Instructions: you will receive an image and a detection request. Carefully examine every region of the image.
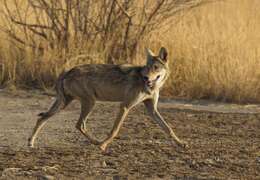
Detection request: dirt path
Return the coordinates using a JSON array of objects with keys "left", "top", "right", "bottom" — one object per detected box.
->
[{"left": 0, "top": 90, "right": 259, "bottom": 179}]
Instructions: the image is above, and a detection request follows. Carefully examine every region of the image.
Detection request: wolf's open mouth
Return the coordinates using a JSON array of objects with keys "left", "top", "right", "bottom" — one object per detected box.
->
[
  {"left": 143, "top": 80, "right": 153, "bottom": 88},
  {"left": 146, "top": 83, "right": 153, "bottom": 88}
]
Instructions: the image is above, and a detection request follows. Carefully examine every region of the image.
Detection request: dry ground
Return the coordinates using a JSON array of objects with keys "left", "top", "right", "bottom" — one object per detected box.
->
[{"left": 0, "top": 90, "right": 259, "bottom": 179}]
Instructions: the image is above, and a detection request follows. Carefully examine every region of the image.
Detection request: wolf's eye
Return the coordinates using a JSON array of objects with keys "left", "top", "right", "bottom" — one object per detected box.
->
[
  {"left": 154, "top": 65, "right": 158, "bottom": 70},
  {"left": 156, "top": 75, "right": 161, "bottom": 80},
  {"left": 143, "top": 76, "right": 149, "bottom": 81}
]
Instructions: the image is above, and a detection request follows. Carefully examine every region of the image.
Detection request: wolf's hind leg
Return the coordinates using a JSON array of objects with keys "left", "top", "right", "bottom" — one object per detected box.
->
[
  {"left": 99, "top": 104, "right": 130, "bottom": 151},
  {"left": 28, "top": 96, "right": 72, "bottom": 147},
  {"left": 76, "top": 99, "right": 100, "bottom": 145}
]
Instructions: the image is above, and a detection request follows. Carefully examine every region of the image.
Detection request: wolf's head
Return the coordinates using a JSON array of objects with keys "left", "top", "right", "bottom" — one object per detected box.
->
[{"left": 141, "top": 47, "right": 169, "bottom": 91}]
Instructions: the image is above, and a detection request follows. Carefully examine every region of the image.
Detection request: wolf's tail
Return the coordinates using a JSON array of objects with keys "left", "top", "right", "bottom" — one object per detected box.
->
[{"left": 38, "top": 72, "right": 71, "bottom": 120}]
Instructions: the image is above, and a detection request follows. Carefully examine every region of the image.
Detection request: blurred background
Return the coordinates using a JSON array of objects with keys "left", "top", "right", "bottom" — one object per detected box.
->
[{"left": 0, "top": 0, "right": 259, "bottom": 103}]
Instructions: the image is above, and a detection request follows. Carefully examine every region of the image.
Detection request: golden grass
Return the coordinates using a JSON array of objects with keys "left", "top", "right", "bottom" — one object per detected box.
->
[
  {"left": 144, "top": 0, "right": 260, "bottom": 103},
  {"left": 0, "top": 0, "right": 260, "bottom": 103}
]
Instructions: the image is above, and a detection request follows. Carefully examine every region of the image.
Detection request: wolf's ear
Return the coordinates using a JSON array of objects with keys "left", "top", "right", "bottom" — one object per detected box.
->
[
  {"left": 158, "top": 47, "right": 168, "bottom": 63},
  {"left": 146, "top": 48, "right": 155, "bottom": 65}
]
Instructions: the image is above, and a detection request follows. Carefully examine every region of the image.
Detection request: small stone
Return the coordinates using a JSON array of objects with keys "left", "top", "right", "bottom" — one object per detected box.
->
[
  {"left": 187, "top": 114, "right": 194, "bottom": 118},
  {"left": 37, "top": 174, "right": 55, "bottom": 180},
  {"left": 256, "top": 157, "right": 260, "bottom": 163},
  {"left": 207, "top": 114, "right": 213, "bottom": 119},
  {"left": 102, "top": 160, "right": 107, "bottom": 167},
  {"left": 1, "top": 168, "right": 22, "bottom": 176},
  {"left": 42, "top": 165, "right": 60, "bottom": 173},
  {"left": 157, "top": 173, "right": 165, "bottom": 178},
  {"left": 105, "top": 160, "right": 115, "bottom": 166},
  {"left": 205, "top": 158, "right": 215, "bottom": 165}
]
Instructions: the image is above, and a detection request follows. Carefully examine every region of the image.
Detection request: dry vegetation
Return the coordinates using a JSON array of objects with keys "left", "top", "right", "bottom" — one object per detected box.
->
[{"left": 0, "top": 0, "right": 259, "bottom": 103}]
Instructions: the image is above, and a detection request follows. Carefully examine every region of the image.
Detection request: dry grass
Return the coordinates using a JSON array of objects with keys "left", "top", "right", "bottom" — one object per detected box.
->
[
  {"left": 0, "top": 0, "right": 260, "bottom": 103},
  {"left": 144, "top": 0, "right": 260, "bottom": 103}
]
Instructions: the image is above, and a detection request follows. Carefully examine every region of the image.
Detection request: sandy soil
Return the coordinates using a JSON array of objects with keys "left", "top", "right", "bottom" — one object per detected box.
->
[{"left": 0, "top": 90, "right": 259, "bottom": 179}]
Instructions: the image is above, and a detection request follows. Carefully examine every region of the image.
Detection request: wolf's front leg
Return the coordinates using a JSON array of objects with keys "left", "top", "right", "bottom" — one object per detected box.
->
[
  {"left": 100, "top": 105, "right": 130, "bottom": 151},
  {"left": 144, "top": 99, "right": 188, "bottom": 148}
]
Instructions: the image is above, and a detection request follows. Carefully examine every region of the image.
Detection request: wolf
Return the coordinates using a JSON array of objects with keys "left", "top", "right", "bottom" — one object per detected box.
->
[{"left": 28, "top": 47, "right": 187, "bottom": 151}]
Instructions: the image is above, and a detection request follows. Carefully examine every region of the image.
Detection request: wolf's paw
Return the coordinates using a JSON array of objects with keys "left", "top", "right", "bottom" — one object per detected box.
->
[
  {"left": 99, "top": 143, "right": 108, "bottom": 152},
  {"left": 178, "top": 141, "right": 189, "bottom": 149},
  {"left": 27, "top": 139, "right": 34, "bottom": 148}
]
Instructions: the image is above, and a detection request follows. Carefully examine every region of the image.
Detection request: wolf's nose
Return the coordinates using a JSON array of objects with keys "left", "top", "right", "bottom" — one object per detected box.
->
[
  {"left": 143, "top": 76, "right": 152, "bottom": 87},
  {"left": 144, "top": 76, "right": 152, "bottom": 84}
]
